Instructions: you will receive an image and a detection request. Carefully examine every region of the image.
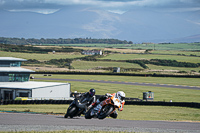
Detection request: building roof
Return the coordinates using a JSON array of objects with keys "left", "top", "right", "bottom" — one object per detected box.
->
[
  {"left": 0, "top": 81, "right": 69, "bottom": 89},
  {"left": 0, "top": 67, "right": 35, "bottom": 73},
  {"left": 0, "top": 57, "right": 27, "bottom": 62}
]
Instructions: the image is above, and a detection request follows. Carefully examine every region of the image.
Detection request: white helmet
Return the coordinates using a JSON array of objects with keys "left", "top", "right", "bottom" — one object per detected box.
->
[{"left": 116, "top": 91, "right": 125, "bottom": 101}]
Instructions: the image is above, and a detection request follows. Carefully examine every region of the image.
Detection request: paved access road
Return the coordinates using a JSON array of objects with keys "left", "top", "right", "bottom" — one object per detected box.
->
[
  {"left": 0, "top": 113, "right": 200, "bottom": 132},
  {"left": 36, "top": 78, "right": 200, "bottom": 90}
]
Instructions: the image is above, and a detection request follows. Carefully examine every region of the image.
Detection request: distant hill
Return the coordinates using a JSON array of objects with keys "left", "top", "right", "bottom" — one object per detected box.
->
[
  {"left": 0, "top": 7, "right": 200, "bottom": 43},
  {"left": 170, "top": 34, "right": 200, "bottom": 43}
]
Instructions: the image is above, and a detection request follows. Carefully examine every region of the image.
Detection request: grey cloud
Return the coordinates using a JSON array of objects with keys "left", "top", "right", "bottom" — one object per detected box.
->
[
  {"left": 0, "top": 0, "right": 200, "bottom": 14},
  {"left": 0, "top": 0, "right": 59, "bottom": 9},
  {"left": 0, "top": 0, "right": 62, "bottom": 14},
  {"left": 1, "top": 0, "right": 199, "bottom": 8}
]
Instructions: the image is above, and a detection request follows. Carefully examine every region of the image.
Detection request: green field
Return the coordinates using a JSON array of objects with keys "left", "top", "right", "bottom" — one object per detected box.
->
[
  {"left": 151, "top": 50, "right": 200, "bottom": 56},
  {"left": 147, "top": 64, "right": 200, "bottom": 72},
  {"left": 134, "top": 43, "right": 200, "bottom": 50},
  {"left": 145, "top": 43, "right": 200, "bottom": 50},
  {"left": 101, "top": 54, "right": 200, "bottom": 63},
  {"left": 1, "top": 47, "right": 200, "bottom": 74},
  {"left": 42, "top": 43, "right": 200, "bottom": 51},
  {"left": 72, "top": 61, "right": 142, "bottom": 70},
  {"left": 71, "top": 60, "right": 200, "bottom": 73},
  {"left": 0, "top": 51, "right": 86, "bottom": 61}
]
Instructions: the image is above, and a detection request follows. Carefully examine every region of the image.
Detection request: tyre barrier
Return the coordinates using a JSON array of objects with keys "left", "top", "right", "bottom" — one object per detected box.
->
[
  {"left": 125, "top": 101, "right": 200, "bottom": 108},
  {"left": 2, "top": 100, "right": 200, "bottom": 108},
  {"left": 2, "top": 100, "right": 73, "bottom": 105}
]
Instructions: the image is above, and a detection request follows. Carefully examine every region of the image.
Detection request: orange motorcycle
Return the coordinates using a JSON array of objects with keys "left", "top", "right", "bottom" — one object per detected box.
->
[{"left": 85, "top": 95, "right": 122, "bottom": 119}]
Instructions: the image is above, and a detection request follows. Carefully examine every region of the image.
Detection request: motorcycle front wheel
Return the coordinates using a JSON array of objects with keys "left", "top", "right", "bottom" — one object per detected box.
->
[
  {"left": 65, "top": 106, "right": 78, "bottom": 118},
  {"left": 98, "top": 105, "right": 114, "bottom": 119},
  {"left": 64, "top": 113, "right": 68, "bottom": 118}
]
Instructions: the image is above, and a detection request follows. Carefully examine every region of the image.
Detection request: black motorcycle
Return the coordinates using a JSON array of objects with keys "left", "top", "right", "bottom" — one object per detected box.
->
[{"left": 64, "top": 94, "right": 88, "bottom": 118}]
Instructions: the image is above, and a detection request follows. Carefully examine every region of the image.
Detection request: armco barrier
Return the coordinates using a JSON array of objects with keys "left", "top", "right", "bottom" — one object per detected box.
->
[{"left": 2, "top": 100, "right": 200, "bottom": 108}]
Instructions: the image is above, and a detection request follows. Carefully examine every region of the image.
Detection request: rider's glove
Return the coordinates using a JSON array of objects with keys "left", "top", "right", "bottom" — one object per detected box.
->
[
  {"left": 118, "top": 107, "right": 123, "bottom": 111},
  {"left": 96, "top": 99, "right": 100, "bottom": 104},
  {"left": 105, "top": 93, "right": 112, "bottom": 97},
  {"left": 118, "top": 108, "right": 123, "bottom": 111}
]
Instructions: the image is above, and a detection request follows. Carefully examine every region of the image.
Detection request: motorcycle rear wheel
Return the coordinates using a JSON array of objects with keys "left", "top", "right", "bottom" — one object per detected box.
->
[{"left": 98, "top": 105, "right": 114, "bottom": 119}]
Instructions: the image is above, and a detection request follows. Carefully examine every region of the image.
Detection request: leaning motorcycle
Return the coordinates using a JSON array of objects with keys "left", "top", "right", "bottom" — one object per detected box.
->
[
  {"left": 64, "top": 94, "right": 88, "bottom": 118},
  {"left": 85, "top": 95, "right": 121, "bottom": 119}
]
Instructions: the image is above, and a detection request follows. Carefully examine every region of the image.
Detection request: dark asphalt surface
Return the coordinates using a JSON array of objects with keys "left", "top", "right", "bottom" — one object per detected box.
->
[
  {"left": 36, "top": 78, "right": 200, "bottom": 90},
  {"left": 0, "top": 113, "right": 200, "bottom": 132}
]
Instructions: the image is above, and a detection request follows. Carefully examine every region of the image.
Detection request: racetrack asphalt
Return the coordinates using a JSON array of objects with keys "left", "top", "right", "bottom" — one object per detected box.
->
[
  {"left": 36, "top": 78, "right": 200, "bottom": 90},
  {"left": 0, "top": 113, "right": 200, "bottom": 133}
]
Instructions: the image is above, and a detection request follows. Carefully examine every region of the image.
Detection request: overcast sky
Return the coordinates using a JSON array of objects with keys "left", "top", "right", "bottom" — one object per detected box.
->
[
  {"left": 0, "top": 0, "right": 200, "bottom": 42},
  {"left": 1, "top": 0, "right": 200, "bottom": 14}
]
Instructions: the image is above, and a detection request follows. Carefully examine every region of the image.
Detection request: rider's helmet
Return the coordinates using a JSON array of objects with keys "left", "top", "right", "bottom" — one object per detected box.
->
[
  {"left": 89, "top": 88, "right": 95, "bottom": 97},
  {"left": 116, "top": 91, "right": 125, "bottom": 101}
]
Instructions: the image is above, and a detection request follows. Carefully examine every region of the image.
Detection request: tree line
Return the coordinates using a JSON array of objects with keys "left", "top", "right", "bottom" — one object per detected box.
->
[
  {"left": 0, "top": 37, "right": 133, "bottom": 45},
  {"left": 0, "top": 44, "right": 82, "bottom": 54}
]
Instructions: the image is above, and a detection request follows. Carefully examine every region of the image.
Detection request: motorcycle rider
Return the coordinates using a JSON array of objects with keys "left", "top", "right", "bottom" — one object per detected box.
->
[
  {"left": 89, "top": 91, "right": 125, "bottom": 118},
  {"left": 76, "top": 88, "right": 96, "bottom": 114}
]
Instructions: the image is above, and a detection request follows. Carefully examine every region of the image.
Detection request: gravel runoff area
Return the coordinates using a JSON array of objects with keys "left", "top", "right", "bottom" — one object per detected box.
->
[{"left": 0, "top": 113, "right": 200, "bottom": 133}]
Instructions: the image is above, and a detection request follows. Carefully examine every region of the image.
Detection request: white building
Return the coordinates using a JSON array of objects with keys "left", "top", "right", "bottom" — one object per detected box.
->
[
  {"left": 0, "top": 57, "right": 71, "bottom": 100},
  {"left": 0, "top": 57, "right": 34, "bottom": 82},
  {"left": 0, "top": 81, "right": 71, "bottom": 100},
  {"left": 82, "top": 50, "right": 102, "bottom": 55}
]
